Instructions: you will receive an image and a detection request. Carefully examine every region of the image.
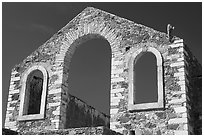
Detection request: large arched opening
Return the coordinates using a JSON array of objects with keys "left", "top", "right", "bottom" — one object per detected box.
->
[
  {"left": 61, "top": 35, "right": 112, "bottom": 128},
  {"left": 68, "top": 37, "right": 111, "bottom": 115},
  {"left": 57, "top": 24, "right": 120, "bottom": 129}
]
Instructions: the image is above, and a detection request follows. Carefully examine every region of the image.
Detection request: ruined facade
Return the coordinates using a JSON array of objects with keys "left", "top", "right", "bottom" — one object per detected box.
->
[{"left": 4, "top": 7, "right": 202, "bottom": 135}]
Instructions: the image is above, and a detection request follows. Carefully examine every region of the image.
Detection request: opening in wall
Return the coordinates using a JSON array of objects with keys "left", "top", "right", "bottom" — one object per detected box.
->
[
  {"left": 25, "top": 70, "right": 43, "bottom": 115},
  {"left": 128, "top": 47, "right": 164, "bottom": 111},
  {"left": 18, "top": 65, "right": 48, "bottom": 121},
  {"left": 134, "top": 52, "right": 158, "bottom": 104}
]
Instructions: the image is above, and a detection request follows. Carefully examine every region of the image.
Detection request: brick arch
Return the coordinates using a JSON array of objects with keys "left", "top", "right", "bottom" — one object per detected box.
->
[
  {"left": 53, "top": 22, "right": 121, "bottom": 129},
  {"left": 58, "top": 22, "right": 120, "bottom": 57},
  {"left": 54, "top": 22, "right": 121, "bottom": 85}
]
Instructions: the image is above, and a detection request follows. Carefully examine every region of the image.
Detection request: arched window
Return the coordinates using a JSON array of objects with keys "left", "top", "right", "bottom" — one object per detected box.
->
[
  {"left": 18, "top": 66, "right": 48, "bottom": 121},
  {"left": 134, "top": 52, "right": 158, "bottom": 104},
  {"left": 128, "top": 47, "right": 164, "bottom": 111}
]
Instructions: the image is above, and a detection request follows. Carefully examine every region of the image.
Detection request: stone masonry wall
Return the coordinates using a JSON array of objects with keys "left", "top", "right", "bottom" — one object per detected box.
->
[
  {"left": 110, "top": 39, "right": 189, "bottom": 135},
  {"left": 4, "top": 7, "right": 201, "bottom": 135},
  {"left": 5, "top": 61, "right": 66, "bottom": 132},
  {"left": 51, "top": 7, "right": 173, "bottom": 131},
  {"left": 3, "top": 126, "right": 121, "bottom": 135},
  {"left": 62, "top": 87, "right": 110, "bottom": 128},
  {"left": 184, "top": 45, "right": 202, "bottom": 134},
  {"left": 5, "top": 63, "right": 109, "bottom": 133},
  {"left": 19, "top": 126, "right": 121, "bottom": 135}
]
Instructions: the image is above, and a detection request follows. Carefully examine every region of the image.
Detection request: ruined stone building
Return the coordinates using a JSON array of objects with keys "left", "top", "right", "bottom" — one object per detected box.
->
[{"left": 3, "top": 7, "right": 202, "bottom": 135}]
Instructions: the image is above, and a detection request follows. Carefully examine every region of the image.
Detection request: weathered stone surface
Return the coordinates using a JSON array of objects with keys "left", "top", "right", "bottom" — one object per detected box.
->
[
  {"left": 63, "top": 93, "right": 109, "bottom": 128},
  {"left": 183, "top": 46, "right": 202, "bottom": 135},
  {"left": 167, "top": 124, "right": 179, "bottom": 130},
  {"left": 168, "top": 118, "right": 187, "bottom": 124},
  {"left": 4, "top": 7, "right": 201, "bottom": 135},
  {"left": 155, "top": 112, "right": 166, "bottom": 119},
  {"left": 18, "top": 126, "right": 121, "bottom": 135}
]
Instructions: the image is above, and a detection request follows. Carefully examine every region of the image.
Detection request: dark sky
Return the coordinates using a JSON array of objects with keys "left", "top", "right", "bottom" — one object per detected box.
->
[{"left": 2, "top": 2, "right": 202, "bottom": 126}]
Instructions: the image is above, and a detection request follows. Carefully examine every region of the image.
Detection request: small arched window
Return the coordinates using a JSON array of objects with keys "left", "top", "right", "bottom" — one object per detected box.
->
[
  {"left": 18, "top": 66, "right": 48, "bottom": 121},
  {"left": 134, "top": 52, "right": 158, "bottom": 104},
  {"left": 128, "top": 47, "right": 164, "bottom": 111}
]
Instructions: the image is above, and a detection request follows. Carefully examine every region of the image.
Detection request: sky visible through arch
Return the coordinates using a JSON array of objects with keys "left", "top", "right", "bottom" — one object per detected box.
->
[
  {"left": 68, "top": 38, "right": 111, "bottom": 116},
  {"left": 2, "top": 2, "right": 202, "bottom": 126}
]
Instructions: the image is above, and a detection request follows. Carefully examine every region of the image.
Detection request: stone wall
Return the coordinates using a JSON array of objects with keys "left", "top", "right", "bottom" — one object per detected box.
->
[
  {"left": 62, "top": 88, "right": 110, "bottom": 128},
  {"left": 110, "top": 39, "right": 189, "bottom": 135},
  {"left": 184, "top": 45, "right": 202, "bottom": 134},
  {"left": 2, "top": 126, "right": 121, "bottom": 135},
  {"left": 4, "top": 7, "right": 201, "bottom": 135},
  {"left": 18, "top": 126, "right": 121, "bottom": 135},
  {"left": 5, "top": 63, "right": 109, "bottom": 133}
]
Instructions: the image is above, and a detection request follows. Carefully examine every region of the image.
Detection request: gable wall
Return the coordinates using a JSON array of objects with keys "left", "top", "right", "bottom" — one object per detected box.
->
[{"left": 4, "top": 7, "right": 201, "bottom": 135}]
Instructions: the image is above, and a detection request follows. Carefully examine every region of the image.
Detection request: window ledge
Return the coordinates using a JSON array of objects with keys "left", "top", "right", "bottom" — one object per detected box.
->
[
  {"left": 18, "top": 114, "right": 44, "bottom": 121},
  {"left": 128, "top": 102, "right": 164, "bottom": 111}
]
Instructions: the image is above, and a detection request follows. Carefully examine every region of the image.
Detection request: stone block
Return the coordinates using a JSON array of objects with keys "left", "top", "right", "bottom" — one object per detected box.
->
[
  {"left": 8, "top": 98, "right": 12, "bottom": 102},
  {"left": 9, "top": 85, "right": 16, "bottom": 90},
  {"left": 135, "top": 128, "right": 142, "bottom": 135},
  {"left": 181, "top": 94, "right": 186, "bottom": 98},
  {"left": 11, "top": 71, "right": 18, "bottom": 75},
  {"left": 10, "top": 77, "right": 20, "bottom": 82},
  {"left": 167, "top": 124, "right": 179, "bottom": 130},
  {"left": 111, "top": 96, "right": 123, "bottom": 101},
  {"left": 174, "top": 72, "right": 184, "bottom": 77},
  {"left": 5, "top": 121, "right": 17, "bottom": 127},
  {"left": 111, "top": 77, "right": 125, "bottom": 83},
  {"left": 178, "top": 47, "right": 184, "bottom": 52},
  {"left": 168, "top": 118, "right": 187, "bottom": 124},
  {"left": 183, "top": 124, "right": 188, "bottom": 130},
  {"left": 166, "top": 54, "right": 180, "bottom": 60},
  {"left": 48, "top": 102, "right": 61, "bottom": 107},
  {"left": 53, "top": 96, "right": 61, "bottom": 101},
  {"left": 182, "top": 113, "right": 187, "bottom": 118},
  {"left": 111, "top": 88, "right": 124, "bottom": 93},
  {"left": 174, "top": 130, "right": 188, "bottom": 135},
  {"left": 170, "top": 42, "right": 184, "bottom": 48},
  {"left": 174, "top": 106, "right": 187, "bottom": 113},
  {"left": 110, "top": 108, "right": 119, "bottom": 114},
  {"left": 111, "top": 93, "right": 115, "bottom": 97},
  {"left": 115, "top": 92, "right": 123, "bottom": 97},
  {"left": 179, "top": 75, "right": 185, "bottom": 81},
  {"left": 53, "top": 110, "right": 60, "bottom": 115},
  {"left": 51, "top": 119, "right": 60, "bottom": 123},
  {"left": 170, "top": 62, "right": 184, "bottom": 67},
  {"left": 7, "top": 107, "right": 15, "bottom": 111},
  {"left": 111, "top": 101, "right": 119, "bottom": 106},
  {"left": 177, "top": 80, "right": 185, "bottom": 85},
  {"left": 178, "top": 67, "right": 184, "bottom": 72},
  {"left": 169, "top": 98, "right": 186, "bottom": 104},
  {"left": 172, "top": 90, "right": 185, "bottom": 96},
  {"left": 180, "top": 85, "right": 185, "bottom": 90},
  {"left": 177, "top": 57, "right": 184, "bottom": 61},
  {"left": 9, "top": 89, "right": 20, "bottom": 94},
  {"left": 112, "top": 68, "right": 124, "bottom": 74},
  {"left": 112, "top": 61, "right": 124, "bottom": 65},
  {"left": 48, "top": 88, "right": 62, "bottom": 94},
  {"left": 174, "top": 39, "right": 184, "bottom": 43}
]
